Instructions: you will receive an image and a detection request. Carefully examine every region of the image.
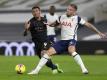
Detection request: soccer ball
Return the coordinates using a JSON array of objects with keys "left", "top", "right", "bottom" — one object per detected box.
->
[{"left": 15, "top": 64, "right": 26, "bottom": 74}]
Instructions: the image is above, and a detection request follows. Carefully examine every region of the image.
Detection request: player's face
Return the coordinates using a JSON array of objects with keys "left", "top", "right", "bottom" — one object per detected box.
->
[
  {"left": 49, "top": 7, "right": 55, "bottom": 15},
  {"left": 67, "top": 6, "right": 76, "bottom": 16},
  {"left": 32, "top": 8, "right": 41, "bottom": 18}
]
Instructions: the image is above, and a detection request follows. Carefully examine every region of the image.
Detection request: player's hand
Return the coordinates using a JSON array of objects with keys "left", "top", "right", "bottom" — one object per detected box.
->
[
  {"left": 25, "top": 21, "right": 30, "bottom": 27},
  {"left": 98, "top": 32, "right": 107, "bottom": 39},
  {"left": 23, "top": 30, "right": 27, "bottom": 36},
  {"left": 23, "top": 21, "right": 30, "bottom": 36}
]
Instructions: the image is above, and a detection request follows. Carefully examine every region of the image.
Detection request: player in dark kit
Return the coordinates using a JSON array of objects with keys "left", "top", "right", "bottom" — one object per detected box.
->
[{"left": 23, "top": 6, "right": 63, "bottom": 74}]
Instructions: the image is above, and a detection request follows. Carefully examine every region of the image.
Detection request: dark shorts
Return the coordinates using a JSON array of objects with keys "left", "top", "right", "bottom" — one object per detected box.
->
[
  {"left": 34, "top": 41, "right": 51, "bottom": 54},
  {"left": 47, "top": 35, "right": 56, "bottom": 44},
  {"left": 52, "top": 39, "right": 77, "bottom": 53}
]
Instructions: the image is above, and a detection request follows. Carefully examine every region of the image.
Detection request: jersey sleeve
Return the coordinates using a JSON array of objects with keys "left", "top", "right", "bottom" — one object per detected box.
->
[
  {"left": 57, "top": 16, "right": 61, "bottom": 23},
  {"left": 29, "top": 17, "right": 34, "bottom": 23},
  {"left": 55, "top": 14, "right": 59, "bottom": 22},
  {"left": 28, "top": 18, "right": 33, "bottom": 28},
  {"left": 44, "top": 14, "right": 46, "bottom": 19},
  {"left": 79, "top": 17, "right": 86, "bottom": 25},
  {"left": 43, "top": 16, "right": 47, "bottom": 23}
]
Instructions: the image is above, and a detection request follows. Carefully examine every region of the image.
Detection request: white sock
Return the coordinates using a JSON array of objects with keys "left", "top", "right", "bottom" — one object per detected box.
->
[
  {"left": 72, "top": 52, "right": 87, "bottom": 72},
  {"left": 33, "top": 54, "right": 50, "bottom": 73}
]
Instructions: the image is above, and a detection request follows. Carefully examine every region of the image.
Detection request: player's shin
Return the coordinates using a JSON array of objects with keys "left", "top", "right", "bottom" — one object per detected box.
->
[
  {"left": 29, "top": 54, "right": 50, "bottom": 74},
  {"left": 72, "top": 52, "right": 88, "bottom": 74}
]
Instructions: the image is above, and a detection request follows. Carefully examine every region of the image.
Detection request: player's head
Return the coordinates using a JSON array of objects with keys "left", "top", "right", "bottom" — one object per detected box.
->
[
  {"left": 32, "top": 6, "right": 41, "bottom": 18},
  {"left": 66, "top": 4, "right": 77, "bottom": 16},
  {"left": 49, "top": 5, "right": 56, "bottom": 15}
]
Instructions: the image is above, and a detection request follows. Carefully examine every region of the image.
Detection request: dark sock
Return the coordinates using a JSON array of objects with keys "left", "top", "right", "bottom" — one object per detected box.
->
[{"left": 46, "top": 59, "right": 57, "bottom": 70}]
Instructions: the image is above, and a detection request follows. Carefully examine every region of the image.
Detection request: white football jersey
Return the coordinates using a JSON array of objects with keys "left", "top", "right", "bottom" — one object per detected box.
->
[
  {"left": 45, "top": 13, "right": 59, "bottom": 35},
  {"left": 59, "top": 14, "right": 86, "bottom": 40}
]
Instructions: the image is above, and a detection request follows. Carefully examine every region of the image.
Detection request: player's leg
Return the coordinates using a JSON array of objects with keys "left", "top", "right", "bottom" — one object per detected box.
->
[
  {"left": 68, "top": 44, "right": 88, "bottom": 74},
  {"left": 28, "top": 41, "right": 64, "bottom": 74},
  {"left": 28, "top": 47, "right": 57, "bottom": 74},
  {"left": 45, "top": 40, "right": 63, "bottom": 74},
  {"left": 46, "top": 59, "right": 57, "bottom": 70},
  {"left": 36, "top": 49, "right": 57, "bottom": 70},
  {"left": 35, "top": 42, "right": 58, "bottom": 71},
  {"left": 42, "top": 41, "right": 61, "bottom": 71}
]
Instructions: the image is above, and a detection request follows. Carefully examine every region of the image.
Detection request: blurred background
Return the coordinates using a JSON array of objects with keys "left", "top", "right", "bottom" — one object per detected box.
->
[{"left": 0, "top": 0, "right": 107, "bottom": 56}]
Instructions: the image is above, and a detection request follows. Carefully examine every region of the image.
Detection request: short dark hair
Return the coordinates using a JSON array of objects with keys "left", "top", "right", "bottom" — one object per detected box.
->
[
  {"left": 50, "top": 5, "right": 55, "bottom": 9},
  {"left": 69, "top": 4, "right": 77, "bottom": 10},
  {"left": 32, "top": 6, "right": 41, "bottom": 10}
]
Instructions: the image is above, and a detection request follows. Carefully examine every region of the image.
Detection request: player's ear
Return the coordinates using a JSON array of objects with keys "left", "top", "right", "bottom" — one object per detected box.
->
[{"left": 28, "top": 21, "right": 31, "bottom": 24}]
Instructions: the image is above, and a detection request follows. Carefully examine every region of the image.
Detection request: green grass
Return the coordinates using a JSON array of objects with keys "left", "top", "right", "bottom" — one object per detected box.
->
[{"left": 0, "top": 55, "right": 107, "bottom": 80}]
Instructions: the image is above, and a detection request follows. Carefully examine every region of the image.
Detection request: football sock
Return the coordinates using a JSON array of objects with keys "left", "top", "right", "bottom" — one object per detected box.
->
[
  {"left": 72, "top": 52, "right": 87, "bottom": 71},
  {"left": 46, "top": 59, "right": 57, "bottom": 70},
  {"left": 33, "top": 54, "right": 50, "bottom": 73}
]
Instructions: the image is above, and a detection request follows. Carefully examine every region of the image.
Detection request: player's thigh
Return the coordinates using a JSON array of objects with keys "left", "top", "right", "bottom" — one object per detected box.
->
[{"left": 47, "top": 40, "right": 65, "bottom": 56}]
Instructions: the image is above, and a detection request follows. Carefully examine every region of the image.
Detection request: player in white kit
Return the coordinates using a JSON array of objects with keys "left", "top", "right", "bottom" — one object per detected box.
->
[
  {"left": 28, "top": 4, "right": 106, "bottom": 75},
  {"left": 44, "top": 6, "right": 58, "bottom": 44}
]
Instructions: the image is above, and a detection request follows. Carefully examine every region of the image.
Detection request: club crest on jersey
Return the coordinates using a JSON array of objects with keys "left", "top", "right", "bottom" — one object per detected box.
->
[
  {"left": 61, "top": 21, "right": 72, "bottom": 26},
  {"left": 44, "top": 42, "right": 47, "bottom": 46}
]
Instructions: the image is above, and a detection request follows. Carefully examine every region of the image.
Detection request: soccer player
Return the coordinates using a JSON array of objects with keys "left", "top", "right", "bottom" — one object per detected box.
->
[
  {"left": 28, "top": 4, "right": 106, "bottom": 75},
  {"left": 24, "top": 6, "right": 63, "bottom": 74},
  {"left": 44, "top": 5, "right": 58, "bottom": 44}
]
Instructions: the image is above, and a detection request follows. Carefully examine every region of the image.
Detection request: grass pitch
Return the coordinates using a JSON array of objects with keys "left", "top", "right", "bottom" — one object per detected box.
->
[{"left": 0, "top": 55, "right": 107, "bottom": 80}]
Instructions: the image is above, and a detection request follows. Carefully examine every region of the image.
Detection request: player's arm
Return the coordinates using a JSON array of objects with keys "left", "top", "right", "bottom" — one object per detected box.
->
[
  {"left": 50, "top": 15, "right": 61, "bottom": 27},
  {"left": 23, "top": 21, "right": 30, "bottom": 36},
  {"left": 84, "top": 22, "right": 106, "bottom": 38},
  {"left": 49, "top": 20, "right": 60, "bottom": 27},
  {"left": 44, "top": 20, "right": 60, "bottom": 27}
]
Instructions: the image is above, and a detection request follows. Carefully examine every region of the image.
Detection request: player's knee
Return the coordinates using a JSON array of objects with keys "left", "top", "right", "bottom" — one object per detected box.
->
[
  {"left": 47, "top": 47, "right": 56, "bottom": 56},
  {"left": 47, "top": 50, "right": 53, "bottom": 56},
  {"left": 68, "top": 46, "right": 76, "bottom": 55},
  {"left": 41, "top": 50, "right": 46, "bottom": 56}
]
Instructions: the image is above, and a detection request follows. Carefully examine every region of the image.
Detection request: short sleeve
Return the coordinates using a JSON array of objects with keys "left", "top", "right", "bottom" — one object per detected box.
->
[
  {"left": 55, "top": 14, "right": 59, "bottom": 22},
  {"left": 43, "top": 16, "right": 47, "bottom": 23},
  {"left": 79, "top": 17, "right": 86, "bottom": 25},
  {"left": 44, "top": 14, "right": 46, "bottom": 19},
  {"left": 57, "top": 16, "right": 61, "bottom": 23}
]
